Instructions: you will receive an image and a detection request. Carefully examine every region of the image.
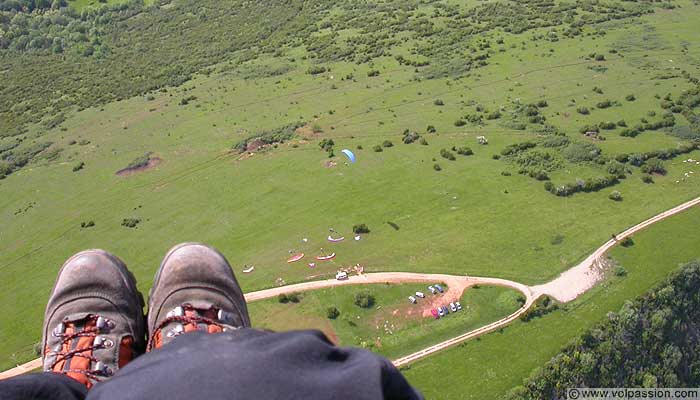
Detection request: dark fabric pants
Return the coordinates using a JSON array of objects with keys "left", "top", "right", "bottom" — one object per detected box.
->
[{"left": 0, "top": 329, "right": 422, "bottom": 400}]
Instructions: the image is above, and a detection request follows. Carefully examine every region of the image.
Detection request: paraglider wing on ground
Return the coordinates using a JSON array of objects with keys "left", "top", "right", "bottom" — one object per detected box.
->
[{"left": 341, "top": 149, "right": 356, "bottom": 163}]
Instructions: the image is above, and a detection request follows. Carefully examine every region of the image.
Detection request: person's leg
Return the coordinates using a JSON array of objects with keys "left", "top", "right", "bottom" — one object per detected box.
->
[
  {"left": 0, "top": 371, "right": 88, "bottom": 400},
  {"left": 88, "top": 329, "right": 422, "bottom": 400},
  {"left": 0, "top": 249, "right": 147, "bottom": 399},
  {"left": 87, "top": 243, "right": 421, "bottom": 399}
]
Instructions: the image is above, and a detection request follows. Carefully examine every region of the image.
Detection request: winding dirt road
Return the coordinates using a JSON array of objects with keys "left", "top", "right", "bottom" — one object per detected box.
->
[{"left": 2, "top": 197, "right": 698, "bottom": 379}]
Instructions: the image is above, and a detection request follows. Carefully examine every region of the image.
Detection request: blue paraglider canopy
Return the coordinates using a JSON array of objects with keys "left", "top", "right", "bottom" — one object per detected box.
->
[{"left": 341, "top": 149, "right": 356, "bottom": 163}]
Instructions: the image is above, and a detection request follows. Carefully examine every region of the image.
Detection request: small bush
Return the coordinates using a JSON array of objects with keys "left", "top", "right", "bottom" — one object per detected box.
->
[
  {"left": 440, "top": 149, "right": 456, "bottom": 161},
  {"left": 382, "top": 140, "right": 393, "bottom": 148},
  {"left": 433, "top": 163, "right": 442, "bottom": 171},
  {"left": 373, "top": 145, "right": 383, "bottom": 152},
  {"left": 596, "top": 100, "right": 612, "bottom": 109},
  {"left": 620, "top": 237, "right": 634, "bottom": 247},
  {"left": 326, "top": 307, "right": 340, "bottom": 319},
  {"left": 288, "top": 292, "right": 301, "bottom": 303},
  {"left": 419, "top": 137, "right": 428, "bottom": 145},
  {"left": 641, "top": 175, "right": 654, "bottom": 184},
  {"left": 501, "top": 171, "right": 512, "bottom": 176},
  {"left": 434, "top": 99, "right": 444, "bottom": 106},
  {"left": 454, "top": 119, "right": 466, "bottom": 127},
  {"left": 126, "top": 153, "right": 152, "bottom": 169},
  {"left": 609, "top": 190, "right": 623, "bottom": 201},
  {"left": 426, "top": 125, "right": 437, "bottom": 133},
  {"left": 353, "top": 224, "right": 370, "bottom": 234},
  {"left": 577, "top": 107, "right": 590, "bottom": 115},
  {"left": 354, "top": 291, "right": 375, "bottom": 308},
  {"left": 367, "top": 69, "right": 380, "bottom": 77},
  {"left": 307, "top": 65, "right": 327, "bottom": 75},
  {"left": 80, "top": 220, "right": 95, "bottom": 229},
  {"left": 614, "top": 266, "right": 627, "bottom": 276},
  {"left": 492, "top": 154, "right": 501, "bottom": 160},
  {"left": 625, "top": 94, "right": 636, "bottom": 101},
  {"left": 356, "top": 145, "right": 363, "bottom": 150},
  {"left": 457, "top": 147, "right": 473, "bottom": 156},
  {"left": 72, "top": 161, "right": 85, "bottom": 172},
  {"left": 278, "top": 294, "right": 289, "bottom": 304},
  {"left": 121, "top": 218, "right": 142, "bottom": 228}
]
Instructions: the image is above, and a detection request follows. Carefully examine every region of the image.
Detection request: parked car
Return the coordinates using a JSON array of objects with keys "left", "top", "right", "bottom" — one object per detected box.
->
[
  {"left": 430, "top": 308, "right": 439, "bottom": 319},
  {"left": 450, "top": 302, "right": 457, "bottom": 312},
  {"left": 335, "top": 271, "right": 348, "bottom": 280},
  {"left": 442, "top": 305, "right": 449, "bottom": 315},
  {"left": 415, "top": 291, "right": 425, "bottom": 298},
  {"left": 408, "top": 296, "right": 417, "bottom": 304},
  {"left": 434, "top": 284, "right": 444, "bottom": 293},
  {"left": 437, "top": 307, "right": 445, "bottom": 317},
  {"left": 428, "top": 285, "right": 437, "bottom": 294},
  {"left": 455, "top": 302, "right": 462, "bottom": 310}
]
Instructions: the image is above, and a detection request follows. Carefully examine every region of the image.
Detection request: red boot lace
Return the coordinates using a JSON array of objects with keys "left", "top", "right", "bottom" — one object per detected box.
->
[
  {"left": 147, "top": 305, "right": 224, "bottom": 351},
  {"left": 50, "top": 315, "right": 110, "bottom": 387}
]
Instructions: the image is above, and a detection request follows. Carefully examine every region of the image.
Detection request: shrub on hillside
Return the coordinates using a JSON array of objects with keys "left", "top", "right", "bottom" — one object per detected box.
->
[
  {"left": 576, "top": 106, "right": 590, "bottom": 115},
  {"left": 354, "top": 291, "right": 375, "bottom": 308},
  {"left": 373, "top": 145, "right": 383, "bottom": 152},
  {"left": 609, "top": 190, "right": 623, "bottom": 201},
  {"left": 457, "top": 147, "right": 473, "bottom": 156},
  {"left": 440, "top": 148, "right": 456, "bottom": 160},
  {"left": 620, "top": 237, "right": 634, "bottom": 247},
  {"left": 72, "top": 161, "right": 85, "bottom": 172},
  {"left": 278, "top": 294, "right": 289, "bottom": 304},
  {"left": 121, "top": 218, "right": 141, "bottom": 228},
  {"left": 326, "top": 307, "right": 340, "bottom": 319},
  {"left": 126, "top": 153, "right": 152, "bottom": 169},
  {"left": 562, "top": 142, "right": 601, "bottom": 163},
  {"left": 382, "top": 140, "right": 393, "bottom": 148},
  {"left": 353, "top": 224, "right": 370, "bottom": 234},
  {"left": 433, "top": 163, "right": 442, "bottom": 171}
]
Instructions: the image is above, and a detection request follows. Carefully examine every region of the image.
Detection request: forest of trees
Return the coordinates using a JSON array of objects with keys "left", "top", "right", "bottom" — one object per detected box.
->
[{"left": 508, "top": 262, "right": 700, "bottom": 399}]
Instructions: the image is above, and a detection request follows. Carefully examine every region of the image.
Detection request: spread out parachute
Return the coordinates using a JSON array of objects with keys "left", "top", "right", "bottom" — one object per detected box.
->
[
  {"left": 287, "top": 253, "right": 305, "bottom": 263},
  {"left": 341, "top": 149, "right": 356, "bottom": 163}
]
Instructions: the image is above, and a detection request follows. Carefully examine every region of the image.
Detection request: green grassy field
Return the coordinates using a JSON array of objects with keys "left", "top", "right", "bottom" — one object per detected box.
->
[
  {"left": 403, "top": 205, "right": 700, "bottom": 399},
  {"left": 0, "top": 0, "right": 699, "bottom": 392},
  {"left": 248, "top": 283, "right": 521, "bottom": 359}
]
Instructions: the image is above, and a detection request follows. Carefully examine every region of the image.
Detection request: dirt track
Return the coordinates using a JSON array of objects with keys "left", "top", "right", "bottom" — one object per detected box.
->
[{"left": 2, "top": 196, "right": 698, "bottom": 379}]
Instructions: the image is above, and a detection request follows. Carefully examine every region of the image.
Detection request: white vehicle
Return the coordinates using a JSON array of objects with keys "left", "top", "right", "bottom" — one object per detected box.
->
[
  {"left": 408, "top": 296, "right": 417, "bottom": 304},
  {"left": 415, "top": 291, "right": 425, "bottom": 298},
  {"left": 455, "top": 302, "right": 462, "bottom": 311},
  {"left": 437, "top": 307, "right": 445, "bottom": 317},
  {"left": 450, "top": 302, "right": 457, "bottom": 312},
  {"left": 335, "top": 271, "right": 348, "bottom": 281},
  {"left": 427, "top": 286, "right": 437, "bottom": 294}
]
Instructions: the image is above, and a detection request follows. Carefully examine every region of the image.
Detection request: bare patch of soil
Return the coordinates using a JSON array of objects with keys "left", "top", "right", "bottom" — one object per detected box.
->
[
  {"left": 296, "top": 125, "right": 318, "bottom": 140},
  {"left": 116, "top": 157, "right": 162, "bottom": 176}
]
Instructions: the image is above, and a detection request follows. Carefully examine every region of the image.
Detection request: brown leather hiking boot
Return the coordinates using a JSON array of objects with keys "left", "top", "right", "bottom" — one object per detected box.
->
[
  {"left": 147, "top": 243, "right": 250, "bottom": 351},
  {"left": 42, "top": 250, "right": 146, "bottom": 388}
]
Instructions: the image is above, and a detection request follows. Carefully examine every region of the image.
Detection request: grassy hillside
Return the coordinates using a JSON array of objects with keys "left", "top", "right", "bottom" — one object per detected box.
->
[
  {"left": 403, "top": 205, "right": 700, "bottom": 399},
  {"left": 0, "top": 0, "right": 699, "bottom": 393},
  {"left": 249, "top": 283, "right": 522, "bottom": 359}
]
